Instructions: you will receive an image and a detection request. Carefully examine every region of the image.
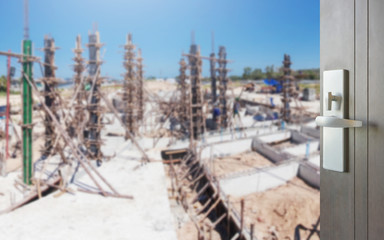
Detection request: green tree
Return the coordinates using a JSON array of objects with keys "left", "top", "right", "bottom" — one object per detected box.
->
[
  {"left": 265, "top": 65, "right": 275, "bottom": 79},
  {"left": 230, "top": 75, "right": 242, "bottom": 81},
  {"left": 251, "top": 68, "right": 263, "bottom": 80},
  {"left": 242, "top": 67, "right": 252, "bottom": 79},
  {"left": 0, "top": 75, "right": 6, "bottom": 92}
]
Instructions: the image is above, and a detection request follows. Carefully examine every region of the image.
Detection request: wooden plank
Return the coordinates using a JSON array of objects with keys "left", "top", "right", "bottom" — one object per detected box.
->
[
  {"left": 355, "top": 0, "right": 368, "bottom": 239},
  {"left": 368, "top": 0, "right": 384, "bottom": 238},
  {"left": 320, "top": 0, "right": 355, "bottom": 239}
]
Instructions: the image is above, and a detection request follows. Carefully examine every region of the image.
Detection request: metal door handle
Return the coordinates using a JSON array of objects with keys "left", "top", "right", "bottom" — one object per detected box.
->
[
  {"left": 315, "top": 116, "right": 362, "bottom": 128},
  {"left": 327, "top": 92, "right": 342, "bottom": 110}
]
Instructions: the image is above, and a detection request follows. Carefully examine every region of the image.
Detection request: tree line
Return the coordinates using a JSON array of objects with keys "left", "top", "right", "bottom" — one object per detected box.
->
[{"left": 230, "top": 65, "right": 320, "bottom": 81}]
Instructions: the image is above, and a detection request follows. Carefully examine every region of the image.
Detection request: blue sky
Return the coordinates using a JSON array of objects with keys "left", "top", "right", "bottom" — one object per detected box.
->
[{"left": 0, "top": 0, "right": 319, "bottom": 79}]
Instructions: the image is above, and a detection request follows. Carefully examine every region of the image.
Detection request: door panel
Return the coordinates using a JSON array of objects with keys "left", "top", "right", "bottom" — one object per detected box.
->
[
  {"left": 320, "top": 0, "right": 355, "bottom": 239},
  {"left": 355, "top": 0, "right": 368, "bottom": 239},
  {"left": 369, "top": 1, "right": 384, "bottom": 238}
]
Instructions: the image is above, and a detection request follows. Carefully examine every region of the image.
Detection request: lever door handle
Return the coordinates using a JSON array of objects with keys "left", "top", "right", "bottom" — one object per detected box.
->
[{"left": 316, "top": 116, "right": 362, "bottom": 128}]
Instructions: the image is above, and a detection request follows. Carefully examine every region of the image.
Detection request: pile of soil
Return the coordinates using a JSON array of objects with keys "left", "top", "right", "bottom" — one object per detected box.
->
[{"left": 212, "top": 151, "right": 273, "bottom": 178}]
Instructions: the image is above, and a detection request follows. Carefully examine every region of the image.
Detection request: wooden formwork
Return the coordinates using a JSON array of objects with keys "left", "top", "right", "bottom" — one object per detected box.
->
[
  {"left": 84, "top": 31, "right": 105, "bottom": 163},
  {"left": 165, "top": 149, "right": 252, "bottom": 240},
  {"left": 70, "top": 35, "right": 86, "bottom": 139},
  {"left": 217, "top": 46, "right": 229, "bottom": 129},
  {"left": 41, "top": 36, "right": 60, "bottom": 156},
  {"left": 188, "top": 44, "right": 204, "bottom": 141},
  {"left": 122, "top": 33, "right": 138, "bottom": 138}
]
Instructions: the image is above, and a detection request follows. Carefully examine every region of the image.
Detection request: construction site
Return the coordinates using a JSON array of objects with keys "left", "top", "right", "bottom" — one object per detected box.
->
[{"left": 0, "top": 2, "right": 320, "bottom": 240}]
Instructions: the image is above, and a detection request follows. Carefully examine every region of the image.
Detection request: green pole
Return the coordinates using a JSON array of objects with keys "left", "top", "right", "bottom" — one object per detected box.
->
[{"left": 22, "top": 39, "right": 33, "bottom": 185}]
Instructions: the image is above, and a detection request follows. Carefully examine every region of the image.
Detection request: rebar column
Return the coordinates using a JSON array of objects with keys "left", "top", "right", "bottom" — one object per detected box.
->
[
  {"left": 71, "top": 35, "right": 86, "bottom": 137},
  {"left": 85, "top": 31, "right": 104, "bottom": 163},
  {"left": 188, "top": 44, "right": 204, "bottom": 140},
  {"left": 217, "top": 46, "right": 229, "bottom": 129},
  {"left": 22, "top": 39, "right": 33, "bottom": 185},
  {"left": 178, "top": 58, "right": 189, "bottom": 134},
  {"left": 281, "top": 54, "right": 293, "bottom": 122},
  {"left": 122, "top": 33, "right": 137, "bottom": 138},
  {"left": 210, "top": 51, "right": 218, "bottom": 124},
  {"left": 42, "top": 36, "right": 59, "bottom": 156},
  {"left": 210, "top": 52, "right": 217, "bottom": 104},
  {"left": 136, "top": 48, "right": 144, "bottom": 121}
]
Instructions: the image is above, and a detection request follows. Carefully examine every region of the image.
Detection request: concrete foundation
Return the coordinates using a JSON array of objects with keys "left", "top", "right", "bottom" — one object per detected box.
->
[
  {"left": 251, "top": 139, "right": 293, "bottom": 163},
  {"left": 298, "top": 162, "right": 320, "bottom": 189}
]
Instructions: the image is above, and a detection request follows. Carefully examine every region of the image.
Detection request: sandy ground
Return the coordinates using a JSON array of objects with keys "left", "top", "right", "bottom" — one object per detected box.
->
[
  {"left": 145, "top": 80, "right": 177, "bottom": 93},
  {"left": 0, "top": 144, "right": 178, "bottom": 240},
  {"left": 230, "top": 177, "right": 320, "bottom": 240},
  {"left": 211, "top": 150, "right": 273, "bottom": 178},
  {"left": 271, "top": 140, "right": 297, "bottom": 151}
]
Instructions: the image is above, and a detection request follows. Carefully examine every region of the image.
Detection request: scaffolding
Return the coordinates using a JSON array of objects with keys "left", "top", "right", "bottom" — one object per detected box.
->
[
  {"left": 188, "top": 44, "right": 204, "bottom": 140},
  {"left": 122, "top": 33, "right": 137, "bottom": 138},
  {"left": 41, "top": 36, "right": 59, "bottom": 156},
  {"left": 70, "top": 35, "right": 86, "bottom": 138},
  {"left": 281, "top": 54, "right": 296, "bottom": 122},
  {"left": 210, "top": 52, "right": 217, "bottom": 105},
  {"left": 84, "top": 31, "right": 104, "bottom": 164},
  {"left": 136, "top": 48, "right": 144, "bottom": 121},
  {"left": 178, "top": 57, "right": 189, "bottom": 135},
  {"left": 217, "top": 46, "right": 229, "bottom": 129}
]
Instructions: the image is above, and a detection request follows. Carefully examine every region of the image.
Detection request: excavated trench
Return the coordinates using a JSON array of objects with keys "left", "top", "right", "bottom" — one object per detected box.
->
[{"left": 163, "top": 149, "right": 251, "bottom": 240}]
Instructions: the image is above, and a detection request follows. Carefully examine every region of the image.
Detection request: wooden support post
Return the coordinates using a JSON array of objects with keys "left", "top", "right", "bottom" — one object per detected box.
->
[
  {"left": 226, "top": 196, "right": 231, "bottom": 240},
  {"left": 240, "top": 198, "right": 244, "bottom": 238},
  {"left": 250, "top": 223, "right": 254, "bottom": 240},
  {"left": 5, "top": 50, "right": 11, "bottom": 161}
]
